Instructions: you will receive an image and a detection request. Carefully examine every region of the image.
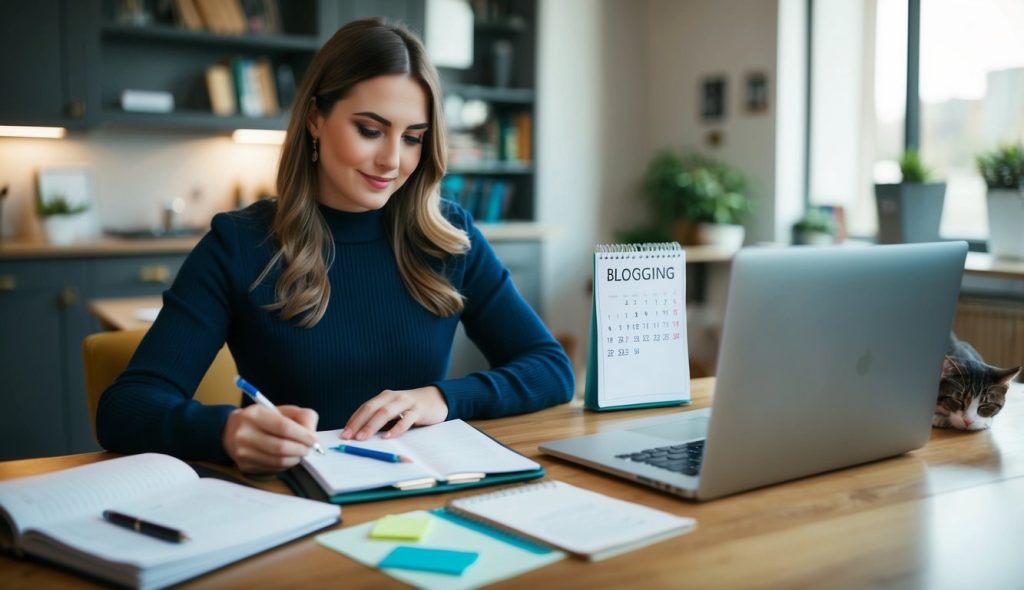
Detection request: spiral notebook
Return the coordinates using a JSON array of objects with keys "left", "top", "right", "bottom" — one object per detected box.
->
[
  {"left": 585, "top": 243, "right": 690, "bottom": 410},
  {"left": 445, "top": 480, "right": 696, "bottom": 561}
]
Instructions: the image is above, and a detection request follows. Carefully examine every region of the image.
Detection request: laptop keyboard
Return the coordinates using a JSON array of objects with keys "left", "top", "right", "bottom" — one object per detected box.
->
[{"left": 615, "top": 439, "right": 705, "bottom": 476}]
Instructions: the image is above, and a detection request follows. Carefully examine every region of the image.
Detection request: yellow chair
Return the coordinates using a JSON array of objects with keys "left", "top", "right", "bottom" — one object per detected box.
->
[{"left": 82, "top": 329, "right": 239, "bottom": 440}]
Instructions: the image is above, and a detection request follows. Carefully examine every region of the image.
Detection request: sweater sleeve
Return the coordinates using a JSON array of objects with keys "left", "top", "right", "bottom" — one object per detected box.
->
[
  {"left": 433, "top": 210, "right": 575, "bottom": 419},
  {"left": 95, "top": 213, "right": 241, "bottom": 462}
]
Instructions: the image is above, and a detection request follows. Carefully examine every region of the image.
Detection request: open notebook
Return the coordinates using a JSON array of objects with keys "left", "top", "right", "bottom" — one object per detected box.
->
[
  {"left": 291, "top": 420, "right": 544, "bottom": 503},
  {"left": 0, "top": 454, "right": 339, "bottom": 590},
  {"left": 446, "top": 480, "right": 696, "bottom": 561}
]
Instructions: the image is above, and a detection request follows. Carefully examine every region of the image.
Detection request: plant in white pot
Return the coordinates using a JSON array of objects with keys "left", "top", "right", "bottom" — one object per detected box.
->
[
  {"left": 875, "top": 150, "right": 945, "bottom": 244},
  {"left": 37, "top": 193, "right": 89, "bottom": 245},
  {"left": 792, "top": 207, "right": 837, "bottom": 246},
  {"left": 976, "top": 143, "right": 1024, "bottom": 260},
  {"left": 641, "top": 150, "right": 751, "bottom": 250}
]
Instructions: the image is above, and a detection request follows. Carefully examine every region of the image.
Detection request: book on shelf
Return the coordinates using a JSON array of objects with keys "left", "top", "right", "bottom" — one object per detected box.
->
[
  {"left": 441, "top": 175, "right": 515, "bottom": 222},
  {"left": 514, "top": 112, "right": 532, "bottom": 162},
  {"left": 205, "top": 64, "right": 237, "bottom": 115},
  {"left": 445, "top": 480, "right": 696, "bottom": 561},
  {"left": 0, "top": 454, "right": 340, "bottom": 590},
  {"left": 173, "top": 0, "right": 204, "bottom": 30},
  {"left": 282, "top": 419, "right": 545, "bottom": 503},
  {"left": 254, "top": 58, "right": 280, "bottom": 115},
  {"left": 194, "top": 0, "right": 247, "bottom": 34}
]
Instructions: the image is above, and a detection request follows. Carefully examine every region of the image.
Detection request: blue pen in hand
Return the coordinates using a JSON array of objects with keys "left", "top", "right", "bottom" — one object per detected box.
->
[
  {"left": 234, "top": 376, "right": 326, "bottom": 455},
  {"left": 331, "top": 444, "right": 411, "bottom": 463}
]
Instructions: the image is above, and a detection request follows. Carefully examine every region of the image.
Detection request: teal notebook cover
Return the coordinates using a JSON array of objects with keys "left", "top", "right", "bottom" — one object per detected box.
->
[
  {"left": 282, "top": 465, "right": 545, "bottom": 504},
  {"left": 583, "top": 243, "right": 691, "bottom": 411},
  {"left": 316, "top": 509, "right": 564, "bottom": 589},
  {"left": 281, "top": 422, "right": 545, "bottom": 504}
]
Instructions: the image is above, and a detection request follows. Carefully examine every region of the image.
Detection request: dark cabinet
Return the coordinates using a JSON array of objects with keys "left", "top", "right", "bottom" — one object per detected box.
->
[
  {"left": 0, "top": 253, "right": 188, "bottom": 461},
  {"left": 0, "top": 0, "right": 97, "bottom": 127},
  {"left": 0, "top": 260, "right": 91, "bottom": 460}
]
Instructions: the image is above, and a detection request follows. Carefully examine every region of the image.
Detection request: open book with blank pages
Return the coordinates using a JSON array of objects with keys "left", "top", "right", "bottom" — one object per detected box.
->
[
  {"left": 0, "top": 454, "right": 340, "bottom": 590},
  {"left": 445, "top": 480, "right": 696, "bottom": 561},
  {"left": 285, "top": 420, "right": 545, "bottom": 503}
]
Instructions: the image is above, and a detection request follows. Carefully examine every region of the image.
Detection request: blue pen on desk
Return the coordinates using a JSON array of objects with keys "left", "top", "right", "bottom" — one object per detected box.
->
[
  {"left": 331, "top": 444, "right": 411, "bottom": 463},
  {"left": 235, "top": 376, "right": 326, "bottom": 455}
]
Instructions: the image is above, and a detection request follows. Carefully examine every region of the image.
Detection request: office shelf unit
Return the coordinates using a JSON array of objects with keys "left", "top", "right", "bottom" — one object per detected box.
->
[
  {"left": 438, "top": 0, "right": 539, "bottom": 223},
  {"left": 96, "top": 0, "right": 319, "bottom": 132}
]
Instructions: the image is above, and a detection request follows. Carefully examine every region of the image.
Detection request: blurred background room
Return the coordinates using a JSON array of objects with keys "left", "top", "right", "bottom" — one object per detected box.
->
[{"left": 1, "top": 0, "right": 1022, "bottom": 461}]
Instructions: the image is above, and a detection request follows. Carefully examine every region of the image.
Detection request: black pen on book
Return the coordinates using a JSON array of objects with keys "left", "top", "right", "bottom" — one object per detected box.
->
[{"left": 102, "top": 510, "right": 191, "bottom": 543}]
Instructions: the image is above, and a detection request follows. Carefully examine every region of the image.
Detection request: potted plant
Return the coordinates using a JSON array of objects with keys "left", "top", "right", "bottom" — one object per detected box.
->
[
  {"left": 37, "top": 193, "right": 89, "bottom": 245},
  {"left": 874, "top": 150, "right": 946, "bottom": 244},
  {"left": 976, "top": 143, "right": 1024, "bottom": 260},
  {"left": 792, "top": 207, "right": 836, "bottom": 246},
  {"left": 641, "top": 150, "right": 751, "bottom": 249}
]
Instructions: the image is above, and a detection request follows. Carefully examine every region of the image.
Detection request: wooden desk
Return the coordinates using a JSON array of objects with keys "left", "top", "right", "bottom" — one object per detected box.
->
[
  {"left": 3, "top": 378, "right": 1024, "bottom": 588},
  {"left": 88, "top": 296, "right": 161, "bottom": 331}
]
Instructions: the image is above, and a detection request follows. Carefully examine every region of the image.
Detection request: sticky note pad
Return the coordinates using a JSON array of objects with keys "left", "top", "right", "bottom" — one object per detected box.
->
[
  {"left": 379, "top": 546, "right": 479, "bottom": 575},
  {"left": 370, "top": 515, "right": 433, "bottom": 540}
]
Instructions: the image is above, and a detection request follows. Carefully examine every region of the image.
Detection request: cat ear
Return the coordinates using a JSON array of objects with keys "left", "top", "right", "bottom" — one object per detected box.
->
[
  {"left": 995, "top": 366, "right": 1021, "bottom": 386},
  {"left": 942, "top": 356, "right": 960, "bottom": 376}
]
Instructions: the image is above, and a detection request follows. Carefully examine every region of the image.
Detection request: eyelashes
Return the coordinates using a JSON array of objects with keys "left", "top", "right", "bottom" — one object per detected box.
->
[
  {"left": 355, "top": 124, "right": 423, "bottom": 145},
  {"left": 356, "top": 124, "right": 382, "bottom": 139}
]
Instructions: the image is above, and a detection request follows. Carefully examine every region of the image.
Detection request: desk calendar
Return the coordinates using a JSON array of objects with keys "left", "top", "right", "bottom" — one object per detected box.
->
[{"left": 584, "top": 243, "right": 690, "bottom": 410}]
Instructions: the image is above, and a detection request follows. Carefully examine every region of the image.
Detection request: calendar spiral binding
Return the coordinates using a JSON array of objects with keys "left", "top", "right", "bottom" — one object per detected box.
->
[{"left": 595, "top": 242, "right": 682, "bottom": 259}]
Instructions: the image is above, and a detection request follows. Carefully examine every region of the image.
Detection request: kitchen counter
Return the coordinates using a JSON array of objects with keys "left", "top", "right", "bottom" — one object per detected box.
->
[
  {"left": 0, "top": 222, "right": 557, "bottom": 260},
  {"left": 0, "top": 236, "right": 201, "bottom": 259}
]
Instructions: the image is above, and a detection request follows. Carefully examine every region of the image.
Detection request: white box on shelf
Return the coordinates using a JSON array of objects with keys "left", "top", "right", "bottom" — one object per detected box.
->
[{"left": 120, "top": 90, "right": 175, "bottom": 113}]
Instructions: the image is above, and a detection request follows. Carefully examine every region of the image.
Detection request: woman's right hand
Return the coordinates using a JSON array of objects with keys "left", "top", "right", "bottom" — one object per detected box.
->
[{"left": 222, "top": 404, "right": 319, "bottom": 473}]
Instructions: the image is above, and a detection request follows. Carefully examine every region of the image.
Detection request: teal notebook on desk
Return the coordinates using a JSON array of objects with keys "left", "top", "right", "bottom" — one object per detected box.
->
[
  {"left": 282, "top": 420, "right": 544, "bottom": 504},
  {"left": 317, "top": 508, "right": 564, "bottom": 590},
  {"left": 584, "top": 243, "right": 691, "bottom": 410}
]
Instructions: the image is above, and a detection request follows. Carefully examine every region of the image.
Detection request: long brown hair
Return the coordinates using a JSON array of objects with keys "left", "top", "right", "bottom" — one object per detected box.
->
[{"left": 256, "top": 18, "right": 469, "bottom": 327}]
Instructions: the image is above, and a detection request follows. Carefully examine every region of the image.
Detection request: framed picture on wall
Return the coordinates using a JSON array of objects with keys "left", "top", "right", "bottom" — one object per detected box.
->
[
  {"left": 700, "top": 76, "right": 727, "bottom": 121},
  {"left": 745, "top": 72, "right": 769, "bottom": 113}
]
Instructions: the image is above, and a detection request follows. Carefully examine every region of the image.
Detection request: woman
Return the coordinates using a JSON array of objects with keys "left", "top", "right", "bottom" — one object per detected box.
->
[{"left": 96, "top": 18, "right": 574, "bottom": 473}]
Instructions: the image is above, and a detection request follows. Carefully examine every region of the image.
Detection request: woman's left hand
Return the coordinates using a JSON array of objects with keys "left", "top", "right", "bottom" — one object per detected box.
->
[{"left": 340, "top": 386, "right": 448, "bottom": 440}]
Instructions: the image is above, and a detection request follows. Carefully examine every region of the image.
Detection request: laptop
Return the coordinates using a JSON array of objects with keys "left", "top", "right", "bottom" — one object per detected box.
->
[{"left": 540, "top": 242, "right": 967, "bottom": 501}]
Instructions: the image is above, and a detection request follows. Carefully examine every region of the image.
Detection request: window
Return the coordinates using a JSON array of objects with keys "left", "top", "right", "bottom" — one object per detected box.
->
[
  {"left": 809, "top": 0, "right": 1024, "bottom": 240},
  {"left": 919, "top": 0, "right": 1024, "bottom": 238}
]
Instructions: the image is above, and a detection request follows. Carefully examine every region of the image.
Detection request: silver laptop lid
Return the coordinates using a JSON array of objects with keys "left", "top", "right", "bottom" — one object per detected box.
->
[{"left": 696, "top": 242, "right": 967, "bottom": 500}]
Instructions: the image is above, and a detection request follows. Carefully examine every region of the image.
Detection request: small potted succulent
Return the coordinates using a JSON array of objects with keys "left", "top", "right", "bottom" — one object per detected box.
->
[
  {"left": 37, "top": 193, "right": 89, "bottom": 245},
  {"left": 641, "top": 149, "right": 751, "bottom": 249},
  {"left": 874, "top": 150, "right": 945, "bottom": 244},
  {"left": 976, "top": 143, "right": 1024, "bottom": 260}
]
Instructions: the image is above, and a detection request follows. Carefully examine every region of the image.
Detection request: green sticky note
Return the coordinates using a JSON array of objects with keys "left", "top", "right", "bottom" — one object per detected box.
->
[
  {"left": 379, "top": 546, "right": 479, "bottom": 575},
  {"left": 370, "top": 515, "right": 433, "bottom": 541}
]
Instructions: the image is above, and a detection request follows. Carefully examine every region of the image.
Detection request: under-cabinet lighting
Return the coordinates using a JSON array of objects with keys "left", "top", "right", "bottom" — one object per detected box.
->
[
  {"left": 232, "top": 129, "right": 286, "bottom": 145},
  {"left": 0, "top": 126, "right": 67, "bottom": 139}
]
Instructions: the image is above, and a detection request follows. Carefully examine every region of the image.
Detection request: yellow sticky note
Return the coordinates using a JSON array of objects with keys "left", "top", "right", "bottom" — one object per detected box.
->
[{"left": 369, "top": 515, "right": 433, "bottom": 541}]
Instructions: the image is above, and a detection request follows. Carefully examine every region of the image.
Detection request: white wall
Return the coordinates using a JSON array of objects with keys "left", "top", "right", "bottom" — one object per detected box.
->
[
  {"left": 536, "top": 0, "right": 653, "bottom": 371},
  {"left": 0, "top": 130, "right": 280, "bottom": 239},
  {"left": 645, "top": 0, "right": 779, "bottom": 245},
  {"left": 535, "top": 0, "right": 785, "bottom": 369}
]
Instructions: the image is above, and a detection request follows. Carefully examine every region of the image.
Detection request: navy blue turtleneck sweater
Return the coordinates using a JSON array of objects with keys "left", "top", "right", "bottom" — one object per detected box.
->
[{"left": 95, "top": 200, "right": 575, "bottom": 463}]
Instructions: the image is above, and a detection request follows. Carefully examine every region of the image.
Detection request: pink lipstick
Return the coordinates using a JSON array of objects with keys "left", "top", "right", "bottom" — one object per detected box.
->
[{"left": 360, "top": 172, "right": 394, "bottom": 190}]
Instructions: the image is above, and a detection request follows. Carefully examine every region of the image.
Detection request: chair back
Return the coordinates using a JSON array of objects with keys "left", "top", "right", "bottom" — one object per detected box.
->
[{"left": 82, "top": 330, "right": 238, "bottom": 439}]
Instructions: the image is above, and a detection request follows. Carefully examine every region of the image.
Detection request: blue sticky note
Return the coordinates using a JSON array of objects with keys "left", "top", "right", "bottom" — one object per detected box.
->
[{"left": 378, "top": 546, "right": 479, "bottom": 576}]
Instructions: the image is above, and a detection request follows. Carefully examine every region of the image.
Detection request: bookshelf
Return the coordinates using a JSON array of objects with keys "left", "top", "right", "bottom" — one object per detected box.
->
[
  {"left": 96, "top": 0, "right": 319, "bottom": 131},
  {"left": 438, "top": 0, "right": 538, "bottom": 223}
]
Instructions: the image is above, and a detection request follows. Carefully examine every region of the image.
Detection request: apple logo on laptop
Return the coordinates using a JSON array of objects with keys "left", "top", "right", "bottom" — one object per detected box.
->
[{"left": 856, "top": 349, "right": 873, "bottom": 376}]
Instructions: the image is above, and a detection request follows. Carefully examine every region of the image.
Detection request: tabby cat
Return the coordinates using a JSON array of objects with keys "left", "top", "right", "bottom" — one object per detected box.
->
[{"left": 933, "top": 333, "right": 1020, "bottom": 431}]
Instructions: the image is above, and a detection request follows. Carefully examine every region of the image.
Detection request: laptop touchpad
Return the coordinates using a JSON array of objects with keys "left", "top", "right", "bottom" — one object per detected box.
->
[{"left": 628, "top": 415, "right": 710, "bottom": 442}]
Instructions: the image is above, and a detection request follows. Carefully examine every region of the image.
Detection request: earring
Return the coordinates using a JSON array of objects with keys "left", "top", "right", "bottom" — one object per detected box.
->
[{"left": 311, "top": 137, "right": 319, "bottom": 163}]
